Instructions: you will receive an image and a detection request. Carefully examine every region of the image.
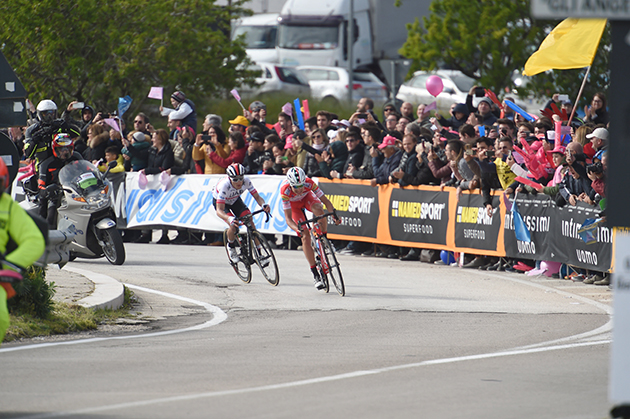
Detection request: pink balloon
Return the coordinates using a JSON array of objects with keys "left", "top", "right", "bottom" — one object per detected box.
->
[{"left": 426, "top": 75, "right": 444, "bottom": 97}]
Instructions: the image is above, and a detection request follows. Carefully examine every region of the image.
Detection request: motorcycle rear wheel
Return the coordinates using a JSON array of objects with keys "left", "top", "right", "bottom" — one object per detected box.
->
[{"left": 99, "top": 228, "right": 126, "bottom": 265}]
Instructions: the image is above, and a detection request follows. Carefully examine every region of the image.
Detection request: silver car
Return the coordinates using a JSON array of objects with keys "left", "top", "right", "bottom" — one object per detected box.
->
[
  {"left": 396, "top": 70, "right": 477, "bottom": 109},
  {"left": 240, "top": 62, "right": 311, "bottom": 98},
  {"left": 296, "top": 65, "right": 389, "bottom": 106}
]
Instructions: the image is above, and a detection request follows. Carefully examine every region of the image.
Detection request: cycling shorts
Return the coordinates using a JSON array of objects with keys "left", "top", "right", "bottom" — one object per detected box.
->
[
  {"left": 213, "top": 197, "right": 251, "bottom": 220},
  {"left": 289, "top": 191, "right": 321, "bottom": 225}
]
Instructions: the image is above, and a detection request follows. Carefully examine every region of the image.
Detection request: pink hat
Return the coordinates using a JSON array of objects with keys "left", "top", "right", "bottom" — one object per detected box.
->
[
  {"left": 378, "top": 135, "right": 397, "bottom": 149},
  {"left": 547, "top": 145, "right": 566, "bottom": 155}
]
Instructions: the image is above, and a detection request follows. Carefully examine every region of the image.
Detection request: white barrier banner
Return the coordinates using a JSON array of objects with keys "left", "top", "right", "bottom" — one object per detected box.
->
[{"left": 124, "top": 173, "right": 295, "bottom": 235}]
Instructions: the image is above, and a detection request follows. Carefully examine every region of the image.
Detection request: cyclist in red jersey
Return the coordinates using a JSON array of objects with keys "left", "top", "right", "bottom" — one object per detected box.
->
[{"left": 281, "top": 167, "right": 339, "bottom": 290}]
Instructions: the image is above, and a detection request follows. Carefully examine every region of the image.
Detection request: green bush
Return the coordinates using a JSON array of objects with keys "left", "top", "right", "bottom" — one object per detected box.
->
[{"left": 8, "top": 267, "right": 56, "bottom": 319}]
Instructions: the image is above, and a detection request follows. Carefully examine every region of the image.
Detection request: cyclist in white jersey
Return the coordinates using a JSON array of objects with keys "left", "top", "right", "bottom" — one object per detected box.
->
[{"left": 213, "top": 163, "right": 270, "bottom": 262}]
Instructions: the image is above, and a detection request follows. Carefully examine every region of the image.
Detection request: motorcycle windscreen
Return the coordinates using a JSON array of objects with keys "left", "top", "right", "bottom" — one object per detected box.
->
[{"left": 58, "top": 160, "right": 105, "bottom": 195}]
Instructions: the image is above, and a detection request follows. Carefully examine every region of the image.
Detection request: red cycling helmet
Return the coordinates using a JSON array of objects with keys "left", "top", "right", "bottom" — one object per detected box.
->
[{"left": 51, "top": 133, "right": 74, "bottom": 160}]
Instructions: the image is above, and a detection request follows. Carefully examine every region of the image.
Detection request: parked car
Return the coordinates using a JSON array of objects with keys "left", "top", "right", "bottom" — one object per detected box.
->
[
  {"left": 396, "top": 69, "right": 539, "bottom": 113},
  {"left": 396, "top": 70, "right": 477, "bottom": 110},
  {"left": 240, "top": 62, "right": 311, "bottom": 98},
  {"left": 296, "top": 65, "right": 389, "bottom": 106}
]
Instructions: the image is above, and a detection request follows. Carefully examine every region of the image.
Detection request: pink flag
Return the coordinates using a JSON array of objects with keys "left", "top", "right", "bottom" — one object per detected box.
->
[
  {"left": 148, "top": 87, "right": 163, "bottom": 100},
  {"left": 424, "top": 101, "right": 437, "bottom": 112},
  {"left": 282, "top": 102, "right": 293, "bottom": 116},
  {"left": 104, "top": 118, "right": 120, "bottom": 133},
  {"left": 302, "top": 99, "right": 310, "bottom": 119},
  {"left": 515, "top": 176, "right": 544, "bottom": 191},
  {"left": 230, "top": 89, "right": 241, "bottom": 102}
]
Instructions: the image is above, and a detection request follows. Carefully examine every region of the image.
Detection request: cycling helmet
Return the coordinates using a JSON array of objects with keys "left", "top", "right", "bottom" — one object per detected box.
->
[
  {"left": 51, "top": 133, "right": 74, "bottom": 160},
  {"left": 226, "top": 163, "right": 245, "bottom": 180},
  {"left": 0, "top": 158, "right": 9, "bottom": 192},
  {"left": 287, "top": 167, "right": 306, "bottom": 187},
  {"left": 36, "top": 99, "right": 58, "bottom": 123}
]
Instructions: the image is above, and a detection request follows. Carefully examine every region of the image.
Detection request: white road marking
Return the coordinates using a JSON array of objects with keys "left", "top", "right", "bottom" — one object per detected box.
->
[
  {"left": 0, "top": 284, "right": 227, "bottom": 354},
  {"left": 16, "top": 339, "right": 610, "bottom": 419}
]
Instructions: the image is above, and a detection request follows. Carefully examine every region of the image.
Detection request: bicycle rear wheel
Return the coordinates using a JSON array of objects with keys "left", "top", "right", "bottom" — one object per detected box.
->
[
  {"left": 321, "top": 236, "right": 345, "bottom": 296},
  {"left": 223, "top": 229, "right": 251, "bottom": 283},
  {"left": 252, "top": 231, "right": 280, "bottom": 286}
]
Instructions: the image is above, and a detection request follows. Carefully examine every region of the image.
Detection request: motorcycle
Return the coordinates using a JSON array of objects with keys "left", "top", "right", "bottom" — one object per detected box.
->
[{"left": 21, "top": 160, "right": 126, "bottom": 265}]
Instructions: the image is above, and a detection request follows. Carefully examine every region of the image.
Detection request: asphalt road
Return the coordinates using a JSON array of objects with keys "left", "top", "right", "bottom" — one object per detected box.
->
[{"left": 0, "top": 243, "right": 612, "bottom": 419}]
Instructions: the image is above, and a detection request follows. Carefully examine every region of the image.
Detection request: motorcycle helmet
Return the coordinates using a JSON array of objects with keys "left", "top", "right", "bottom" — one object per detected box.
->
[
  {"left": 0, "top": 158, "right": 9, "bottom": 193},
  {"left": 226, "top": 163, "right": 245, "bottom": 181},
  {"left": 286, "top": 167, "right": 306, "bottom": 188},
  {"left": 51, "top": 133, "right": 74, "bottom": 160},
  {"left": 36, "top": 99, "right": 58, "bottom": 123}
]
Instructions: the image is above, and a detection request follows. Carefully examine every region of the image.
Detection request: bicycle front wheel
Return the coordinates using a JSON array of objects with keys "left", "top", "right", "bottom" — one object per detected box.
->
[
  {"left": 223, "top": 229, "right": 251, "bottom": 283},
  {"left": 311, "top": 232, "right": 329, "bottom": 293},
  {"left": 321, "top": 236, "right": 345, "bottom": 296},
  {"left": 252, "top": 231, "right": 280, "bottom": 286}
]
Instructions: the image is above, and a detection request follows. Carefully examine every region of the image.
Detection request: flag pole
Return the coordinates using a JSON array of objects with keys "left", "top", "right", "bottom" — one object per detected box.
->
[{"left": 569, "top": 65, "right": 591, "bottom": 124}]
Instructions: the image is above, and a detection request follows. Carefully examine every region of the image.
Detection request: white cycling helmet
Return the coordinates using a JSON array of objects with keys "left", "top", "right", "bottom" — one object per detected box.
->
[
  {"left": 287, "top": 167, "right": 306, "bottom": 187},
  {"left": 36, "top": 99, "right": 58, "bottom": 123}
]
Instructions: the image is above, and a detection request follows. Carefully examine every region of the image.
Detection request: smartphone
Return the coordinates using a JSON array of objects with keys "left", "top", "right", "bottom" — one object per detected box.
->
[
  {"left": 201, "top": 135, "right": 212, "bottom": 142},
  {"left": 486, "top": 150, "right": 494, "bottom": 159},
  {"left": 474, "top": 87, "right": 485, "bottom": 97},
  {"left": 357, "top": 113, "right": 368, "bottom": 119},
  {"left": 558, "top": 94, "right": 569, "bottom": 102}
]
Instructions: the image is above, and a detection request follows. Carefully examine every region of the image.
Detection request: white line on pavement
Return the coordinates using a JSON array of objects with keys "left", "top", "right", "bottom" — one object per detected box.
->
[
  {"left": 15, "top": 339, "right": 610, "bottom": 419},
  {"left": 0, "top": 283, "right": 227, "bottom": 354}
]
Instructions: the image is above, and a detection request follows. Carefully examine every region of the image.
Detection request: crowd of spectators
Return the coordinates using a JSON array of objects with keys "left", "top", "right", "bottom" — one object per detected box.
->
[{"left": 2, "top": 87, "right": 610, "bottom": 285}]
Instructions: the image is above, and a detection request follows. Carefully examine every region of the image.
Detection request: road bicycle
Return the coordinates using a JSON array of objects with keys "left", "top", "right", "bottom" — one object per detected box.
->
[
  {"left": 298, "top": 211, "right": 345, "bottom": 296},
  {"left": 223, "top": 208, "right": 279, "bottom": 286}
]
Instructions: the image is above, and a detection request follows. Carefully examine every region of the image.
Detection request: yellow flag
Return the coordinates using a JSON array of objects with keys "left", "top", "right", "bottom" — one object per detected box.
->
[{"left": 523, "top": 18, "right": 607, "bottom": 76}]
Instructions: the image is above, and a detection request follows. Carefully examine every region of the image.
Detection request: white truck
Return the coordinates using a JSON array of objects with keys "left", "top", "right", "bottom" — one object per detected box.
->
[
  {"left": 232, "top": 13, "right": 280, "bottom": 63},
  {"left": 276, "top": 0, "right": 431, "bottom": 72}
]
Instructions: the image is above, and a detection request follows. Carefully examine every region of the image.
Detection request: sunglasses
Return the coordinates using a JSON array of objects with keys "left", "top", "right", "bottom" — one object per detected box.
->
[
  {"left": 385, "top": 108, "right": 395, "bottom": 112},
  {"left": 231, "top": 176, "right": 244, "bottom": 182},
  {"left": 346, "top": 139, "right": 357, "bottom": 143}
]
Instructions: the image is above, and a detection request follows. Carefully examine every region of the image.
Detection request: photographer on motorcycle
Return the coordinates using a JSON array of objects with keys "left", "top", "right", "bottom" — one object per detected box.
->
[
  {"left": 24, "top": 100, "right": 81, "bottom": 168},
  {"left": 37, "top": 134, "right": 82, "bottom": 227}
]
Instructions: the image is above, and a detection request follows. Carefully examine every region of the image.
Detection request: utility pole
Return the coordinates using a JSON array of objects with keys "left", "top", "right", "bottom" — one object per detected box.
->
[{"left": 347, "top": 0, "right": 354, "bottom": 105}]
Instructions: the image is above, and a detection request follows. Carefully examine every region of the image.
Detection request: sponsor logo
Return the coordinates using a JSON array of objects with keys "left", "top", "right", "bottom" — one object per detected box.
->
[
  {"left": 561, "top": 218, "right": 611, "bottom": 243},
  {"left": 327, "top": 195, "right": 375, "bottom": 214},
  {"left": 391, "top": 201, "right": 445, "bottom": 220},
  {"left": 457, "top": 206, "right": 492, "bottom": 225},
  {"left": 576, "top": 248, "right": 598, "bottom": 265}
]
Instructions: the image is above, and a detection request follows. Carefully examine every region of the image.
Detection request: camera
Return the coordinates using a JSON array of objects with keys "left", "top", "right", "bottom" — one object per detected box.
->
[
  {"left": 586, "top": 162, "right": 603, "bottom": 174},
  {"left": 474, "top": 87, "right": 485, "bottom": 97}
]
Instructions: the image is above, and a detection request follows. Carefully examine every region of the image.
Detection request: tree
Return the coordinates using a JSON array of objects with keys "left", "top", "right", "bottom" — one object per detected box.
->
[
  {"left": 0, "top": 0, "right": 256, "bottom": 114},
  {"left": 399, "top": 0, "right": 609, "bottom": 105}
]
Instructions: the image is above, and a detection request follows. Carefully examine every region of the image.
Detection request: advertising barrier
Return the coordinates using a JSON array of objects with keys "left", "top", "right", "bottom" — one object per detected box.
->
[{"left": 16, "top": 171, "right": 607, "bottom": 271}]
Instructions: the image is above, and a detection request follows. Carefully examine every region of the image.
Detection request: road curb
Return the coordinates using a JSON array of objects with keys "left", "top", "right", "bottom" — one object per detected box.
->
[{"left": 63, "top": 266, "right": 125, "bottom": 310}]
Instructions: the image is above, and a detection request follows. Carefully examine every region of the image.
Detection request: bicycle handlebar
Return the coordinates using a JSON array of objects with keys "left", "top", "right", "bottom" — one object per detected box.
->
[
  {"left": 234, "top": 207, "right": 272, "bottom": 224},
  {"left": 298, "top": 211, "right": 337, "bottom": 230}
]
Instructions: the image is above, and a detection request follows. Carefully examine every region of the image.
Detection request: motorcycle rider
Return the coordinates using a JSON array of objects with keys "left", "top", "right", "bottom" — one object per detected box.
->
[
  {"left": 37, "top": 133, "right": 82, "bottom": 227},
  {"left": 24, "top": 100, "right": 81, "bottom": 171},
  {"left": 0, "top": 158, "right": 46, "bottom": 344}
]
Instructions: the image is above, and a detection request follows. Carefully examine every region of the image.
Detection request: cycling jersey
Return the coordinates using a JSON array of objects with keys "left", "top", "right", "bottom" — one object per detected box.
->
[
  {"left": 213, "top": 176, "right": 257, "bottom": 206},
  {"left": 280, "top": 177, "right": 324, "bottom": 210}
]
